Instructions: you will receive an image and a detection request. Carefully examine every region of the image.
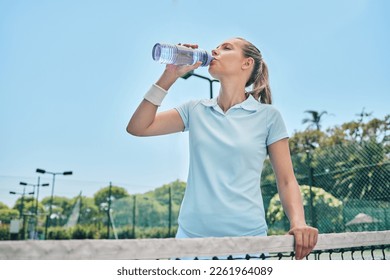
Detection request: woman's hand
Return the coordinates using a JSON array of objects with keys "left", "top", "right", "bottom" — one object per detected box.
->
[
  {"left": 288, "top": 225, "right": 318, "bottom": 260},
  {"left": 156, "top": 43, "right": 202, "bottom": 91},
  {"left": 163, "top": 43, "right": 202, "bottom": 78}
]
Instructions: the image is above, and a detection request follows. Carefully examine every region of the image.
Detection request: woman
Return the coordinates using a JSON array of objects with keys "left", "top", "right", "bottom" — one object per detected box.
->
[{"left": 127, "top": 37, "right": 318, "bottom": 260}]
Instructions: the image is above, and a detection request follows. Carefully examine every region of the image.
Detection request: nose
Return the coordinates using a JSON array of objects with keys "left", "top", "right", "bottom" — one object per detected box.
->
[{"left": 212, "top": 48, "right": 218, "bottom": 56}]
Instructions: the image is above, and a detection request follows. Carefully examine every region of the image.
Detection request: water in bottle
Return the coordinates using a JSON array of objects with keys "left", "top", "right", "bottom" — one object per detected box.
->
[{"left": 152, "top": 43, "right": 213, "bottom": 67}]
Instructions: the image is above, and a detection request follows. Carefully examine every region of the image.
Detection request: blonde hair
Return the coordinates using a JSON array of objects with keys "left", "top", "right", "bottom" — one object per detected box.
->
[{"left": 237, "top": 38, "right": 272, "bottom": 104}]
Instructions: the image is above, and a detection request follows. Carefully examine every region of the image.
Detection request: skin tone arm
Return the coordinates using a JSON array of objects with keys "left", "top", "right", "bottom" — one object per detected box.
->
[
  {"left": 126, "top": 46, "right": 202, "bottom": 137},
  {"left": 268, "top": 138, "right": 318, "bottom": 260}
]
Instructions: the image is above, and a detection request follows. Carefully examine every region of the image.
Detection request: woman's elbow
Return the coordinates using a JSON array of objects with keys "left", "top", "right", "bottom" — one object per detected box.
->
[{"left": 126, "top": 124, "right": 142, "bottom": 136}]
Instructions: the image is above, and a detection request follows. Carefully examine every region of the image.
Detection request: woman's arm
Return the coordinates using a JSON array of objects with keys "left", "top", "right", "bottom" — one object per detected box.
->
[
  {"left": 268, "top": 138, "right": 318, "bottom": 260},
  {"left": 126, "top": 100, "right": 184, "bottom": 137},
  {"left": 126, "top": 59, "right": 201, "bottom": 137}
]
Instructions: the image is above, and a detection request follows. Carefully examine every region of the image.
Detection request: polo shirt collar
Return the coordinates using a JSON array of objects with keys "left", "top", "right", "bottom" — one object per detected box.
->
[{"left": 200, "top": 94, "right": 259, "bottom": 112}]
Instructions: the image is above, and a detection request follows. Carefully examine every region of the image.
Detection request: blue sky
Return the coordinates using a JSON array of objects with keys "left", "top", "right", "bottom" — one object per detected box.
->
[{"left": 1, "top": 0, "right": 389, "bottom": 207}]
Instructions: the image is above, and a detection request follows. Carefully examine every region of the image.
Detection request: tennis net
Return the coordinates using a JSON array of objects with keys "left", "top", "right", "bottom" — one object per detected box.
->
[{"left": 0, "top": 230, "right": 389, "bottom": 260}]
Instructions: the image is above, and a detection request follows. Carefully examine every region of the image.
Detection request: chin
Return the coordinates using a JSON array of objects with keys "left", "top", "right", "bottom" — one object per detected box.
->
[{"left": 208, "top": 67, "right": 218, "bottom": 79}]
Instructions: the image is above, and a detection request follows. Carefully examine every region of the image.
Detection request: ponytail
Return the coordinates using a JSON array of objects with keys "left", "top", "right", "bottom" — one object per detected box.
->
[
  {"left": 238, "top": 38, "right": 272, "bottom": 104},
  {"left": 252, "top": 60, "right": 272, "bottom": 104}
]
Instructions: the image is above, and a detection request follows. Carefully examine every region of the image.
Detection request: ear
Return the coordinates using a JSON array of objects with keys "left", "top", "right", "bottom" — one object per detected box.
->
[{"left": 242, "top": 57, "right": 254, "bottom": 70}]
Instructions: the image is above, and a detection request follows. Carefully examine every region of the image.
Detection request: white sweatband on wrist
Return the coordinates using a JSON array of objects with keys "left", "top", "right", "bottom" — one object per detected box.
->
[{"left": 144, "top": 84, "right": 168, "bottom": 106}]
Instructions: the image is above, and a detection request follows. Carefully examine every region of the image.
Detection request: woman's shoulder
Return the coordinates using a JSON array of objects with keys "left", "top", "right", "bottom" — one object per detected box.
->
[
  {"left": 258, "top": 102, "right": 282, "bottom": 114},
  {"left": 177, "top": 99, "right": 213, "bottom": 110},
  {"left": 246, "top": 95, "right": 280, "bottom": 114},
  {"left": 257, "top": 103, "right": 286, "bottom": 126}
]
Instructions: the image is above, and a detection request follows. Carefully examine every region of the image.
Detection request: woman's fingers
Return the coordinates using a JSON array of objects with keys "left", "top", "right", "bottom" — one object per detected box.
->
[
  {"left": 179, "top": 43, "right": 198, "bottom": 49},
  {"left": 289, "top": 226, "right": 319, "bottom": 260}
]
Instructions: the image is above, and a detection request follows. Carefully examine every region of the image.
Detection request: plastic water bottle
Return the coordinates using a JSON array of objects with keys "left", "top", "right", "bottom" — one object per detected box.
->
[{"left": 152, "top": 43, "right": 213, "bottom": 67}]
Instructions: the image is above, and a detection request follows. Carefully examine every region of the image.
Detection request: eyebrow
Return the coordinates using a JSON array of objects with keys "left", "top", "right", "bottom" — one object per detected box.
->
[{"left": 216, "top": 42, "right": 234, "bottom": 49}]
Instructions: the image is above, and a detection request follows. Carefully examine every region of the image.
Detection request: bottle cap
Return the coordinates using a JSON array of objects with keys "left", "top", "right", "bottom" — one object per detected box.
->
[
  {"left": 202, "top": 53, "right": 214, "bottom": 67},
  {"left": 152, "top": 43, "right": 162, "bottom": 61}
]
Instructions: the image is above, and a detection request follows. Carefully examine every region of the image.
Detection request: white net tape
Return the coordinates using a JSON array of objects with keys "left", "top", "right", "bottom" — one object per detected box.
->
[{"left": 0, "top": 230, "right": 389, "bottom": 260}]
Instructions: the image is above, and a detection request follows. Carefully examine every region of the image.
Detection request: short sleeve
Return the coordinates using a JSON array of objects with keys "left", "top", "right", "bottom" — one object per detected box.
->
[
  {"left": 266, "top": 107, "right": 289, "bottom": 146},
  {"left": 175, "top": 100, "right": 198, "bottom": 132}
]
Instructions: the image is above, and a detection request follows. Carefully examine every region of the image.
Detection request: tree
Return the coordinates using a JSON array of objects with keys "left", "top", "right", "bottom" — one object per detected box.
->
[
  {"left": 290, "top": 113, "right": 389, "bottom": 202},
  {"left": 40, "top": 196, "right": 72, "bottom": 226},
  {"left": 75, "top": 197, "right": 99, "bottom": 225},
  {"left": 0, "top": 208, "right": 20, "bottom": 224},
  {"left": 93, "top": 185, "right": 129, "bottom": 231},
  {"left": 110, "top": 180, "right": 186, "bottom": 229},
  {"left": 13, "top": 196, "right": 36, "bottom": 217},
  {"left": 0, "top": 202, "right": 9, "bottom": 210},
  {"left": 267, "top": 185, "right": 343, "bottom": 233},
  {"left": 331, "top": 140, "right": 389, "bottom": 201},
  {"left": 289, "top": 129, "right": 326, "bottom": 154},
  {"left": 302, "top": 110, "right": 328, "bottom": 131},
  {"left": 93, "top": 185, "right": 129, "bottom": 208}
]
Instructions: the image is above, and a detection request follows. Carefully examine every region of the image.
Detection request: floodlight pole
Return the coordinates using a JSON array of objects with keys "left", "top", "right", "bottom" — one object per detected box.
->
[
  {"left": 132, "top": 195, "right": 136, "bottom": 239},
  {"left": 9, "top": 186, "right": 34, "bottom": 240},
  {"left": 107, "top": 182, "right": 112, "bottom": 239},
  {"left": 36, "top": 168, "right": 72, "bottom": 239},
  {"left": 20, "top": 178, "right": 49, "bottom": 239}
]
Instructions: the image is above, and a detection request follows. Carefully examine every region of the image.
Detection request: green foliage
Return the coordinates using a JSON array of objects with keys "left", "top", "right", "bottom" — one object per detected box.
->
[
  {"left": 0, "top": 209, "right": 20, "bottom": 224},
  {"left": 267, "top": 228, "right": 287, "bottom": 236},
  {"left": 136, "top": 226, "right": 177, "bottom": 239},
  {"left": 287, "top": 113, "right": 389, "bottom": 204},
  {"left": 12, "top": 196, "right": 36, "bottom": 215},
  {"left": 0, "top": 224, "right": 10, "bottom": 240},
  {"left": 46, "top": 225, "right": 102, "bottom": 240},
  {"left": 47, "top": 227, "right": 71, "bottom": 240},
  {"left": 41, "top": 196, "right": 68, "bottom": 212},
  {"left": 115, "top": 226, "right": 178, "bottom": 239},
  {"left": 70, "top": 225, "right": 101, "bottom": 239},
  {"left": 39, "top": 196, "right": 72, "bottom": 226},
  {"left": 94, "top": 185, "right": 130, "bottom": 210},
  {"left": 289, "top": 129, "right": 327, "bottom": 154},
  {"left": 302, "top": 110, "right": 328, "bottom": 131},
  {"left": 42, "top": 225, "right": 176, "bottom": 240},
  {"left": 109, "top": 180, "right": 185, "bottom": 229},
  {"left": 77, "top": 197, "right": 100, "bottom": 225},
  {"left": 116, "top": 226, "right": 135, "bottom": 239},
  {"left": 0, "top": 202, "right": 9, "bottom": 210},
  {"left": 267, "top": 185, "right": 343, "bottom": 233}
]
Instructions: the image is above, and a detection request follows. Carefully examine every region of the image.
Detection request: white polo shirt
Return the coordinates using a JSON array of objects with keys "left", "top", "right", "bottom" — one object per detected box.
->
[{"left": 175, "top": 94, "right": 289, "bottom": 237}]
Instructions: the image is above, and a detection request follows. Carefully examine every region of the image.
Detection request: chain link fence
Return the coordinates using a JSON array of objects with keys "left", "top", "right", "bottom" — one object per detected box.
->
[
  {"left": 3, "top": 141, "right": 387, "bottom": 239},
  {"left": 108, "top": 141, "right": 389, "bottom": 237},
  {"left": 263, "top": 141, "right": 390, "bottom": 234},
  {"left": 106, "top": 141, "right": 389, "bottom": 237}
]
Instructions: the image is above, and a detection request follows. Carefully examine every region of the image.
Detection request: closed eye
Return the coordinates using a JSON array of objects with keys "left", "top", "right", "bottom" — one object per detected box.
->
[{"left": 216, "top": 43, "right": 234, "bottom": 50}]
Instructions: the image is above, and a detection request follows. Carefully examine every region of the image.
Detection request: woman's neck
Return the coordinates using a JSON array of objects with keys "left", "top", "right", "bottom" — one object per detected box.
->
[{"left": 217, "top": 80, "right": 247, "bottom": 112}]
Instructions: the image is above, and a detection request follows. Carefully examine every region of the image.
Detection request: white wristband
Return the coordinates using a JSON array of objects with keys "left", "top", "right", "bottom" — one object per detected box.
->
[{"left": 144, "top": 84, "right": 168, "bottom": 106}]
